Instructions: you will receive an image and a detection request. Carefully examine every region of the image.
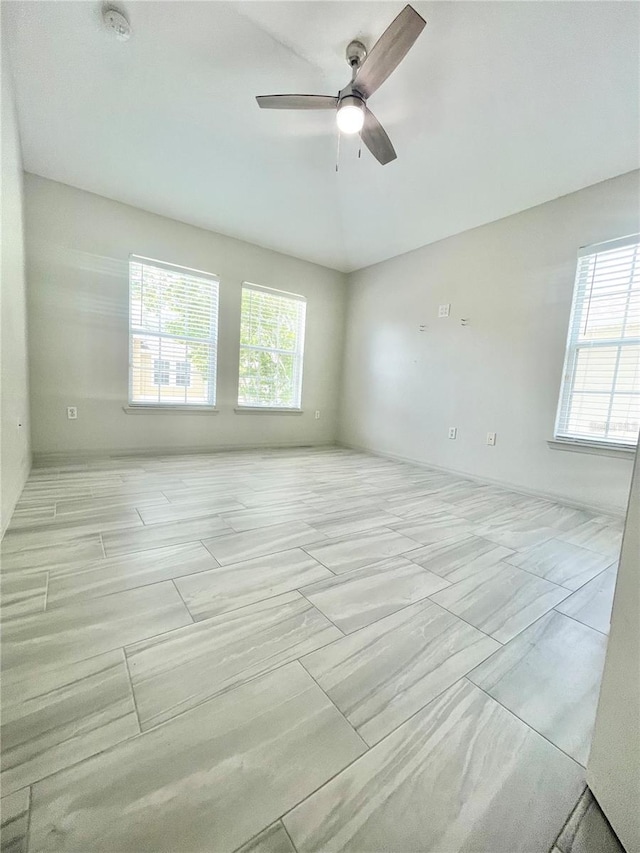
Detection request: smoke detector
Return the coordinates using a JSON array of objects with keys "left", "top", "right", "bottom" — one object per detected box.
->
[{"left": 102, "top": 7, "right": 131, "bottom": 41}]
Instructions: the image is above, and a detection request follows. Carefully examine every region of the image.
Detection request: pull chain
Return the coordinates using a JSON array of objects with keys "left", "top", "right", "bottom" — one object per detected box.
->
[{"left": 335, "top": 128, "right": 341, "bottom": 172}]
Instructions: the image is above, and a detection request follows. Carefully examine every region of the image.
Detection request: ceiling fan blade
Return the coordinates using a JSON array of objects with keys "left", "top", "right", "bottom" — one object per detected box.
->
[
  {"left": 354, "top": 5, "right": 426, "bottom": 99},
  {"left": 361, "top": 108, "right": 397, "bottom": 165},
  {"left": 256, "top": 95, "right": 338, "bottom": 110}
]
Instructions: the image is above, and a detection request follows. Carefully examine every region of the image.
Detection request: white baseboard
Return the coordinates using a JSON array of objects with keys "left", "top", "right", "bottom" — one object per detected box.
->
[
  {"left": 32, "top": 440, "right": 335, "bottom": 468},
  {"left": 338, "top": 440, "right": 627, "bottom": 518}
]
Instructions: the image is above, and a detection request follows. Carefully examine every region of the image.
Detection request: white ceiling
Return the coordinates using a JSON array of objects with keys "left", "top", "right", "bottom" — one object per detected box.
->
[{"left": 5, "top": 1, "right": 640, "bottom": 272}]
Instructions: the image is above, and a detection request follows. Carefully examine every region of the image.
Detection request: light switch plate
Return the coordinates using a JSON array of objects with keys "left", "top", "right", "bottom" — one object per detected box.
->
[
  {"left": 67, "top": 407, "right": 78, "bottom": 420},
  {"left": 486, "top": 432, "right": 496, "bottom": 446}
]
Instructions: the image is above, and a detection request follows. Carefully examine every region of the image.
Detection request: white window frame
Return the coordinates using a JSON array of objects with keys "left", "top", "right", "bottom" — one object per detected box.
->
[
  {"left": 128, "top": 255, "right": 219, "bottom": 408},
  {"left": 237, "top": 282, "right": 307, "bottom": 410},
  {"left": 553, "top": 234, "right": 640, "bottom": 450}
]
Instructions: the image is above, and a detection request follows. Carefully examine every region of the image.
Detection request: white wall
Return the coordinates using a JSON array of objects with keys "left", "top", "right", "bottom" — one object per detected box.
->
[
  {"left": 25, "top": 175, "right": 346, "bottom": 460},
  {"left": 340, "top": 172, "right": 639, "bottom": 514},
  {"left": 1, "top": 39, "right": 30, "bottom": 533},
  {"left": 587, "top": 447, "right": 639, "bottom": 852}
]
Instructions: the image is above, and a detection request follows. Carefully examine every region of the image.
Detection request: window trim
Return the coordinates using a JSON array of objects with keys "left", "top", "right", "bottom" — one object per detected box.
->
[
  {"left": 237, "top": 282, "right": 307, "bottom": 410},
  {"left": 128, "top": 255, "right": 220, "bottom": 408},
  {"left": 553, "top": 234, "right": 640, "bottom": 450}
]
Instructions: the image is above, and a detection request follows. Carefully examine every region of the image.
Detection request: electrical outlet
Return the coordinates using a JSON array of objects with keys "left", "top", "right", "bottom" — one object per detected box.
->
[
  {"left": 448, "top": 427, "right": 457, "bottom": 440},
  {"left": 438, "top": 304, "right": 450, "bottom": 318},
  {"left": 486, "top": 432, "right": 496, "bottom": 446},
  {"left": 67, "top": 407, "right": 78, "bottom": 420},
  {"left": 314, "top": 410, "right": 321, "bottom": 420}
]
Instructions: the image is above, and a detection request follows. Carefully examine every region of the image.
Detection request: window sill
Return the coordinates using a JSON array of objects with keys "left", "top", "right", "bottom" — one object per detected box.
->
[
  {"left": 123, "top": 405, "right": 219, "bottom": 415},
  {"left": 234, "top": 407, "right": 303, "bottom": 415},
  {"left": 547, "top": 438, "right": 637, "bottom": 459}
]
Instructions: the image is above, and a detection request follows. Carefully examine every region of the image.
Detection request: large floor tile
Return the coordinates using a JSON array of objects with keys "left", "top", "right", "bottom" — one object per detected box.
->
[
  {"left": 504, "top": 539, "right": 615, "bottom": 590},
  {"left": 0, "top": 788, "right": 30, "bottom": 853},
  {"left": 559, "top": 517, "right": 623, "bottom": 559},
  {"left": 389, "top": 512, "right": 475, "bottom": 545},
  {"left": 28, "top": 663, "right": 366, "bottom": 853},
  {"left": 313, "top": 507, "right": 406, "bottom": 538},
  {"left": 236, "top": 823, "right": 296, "bottom": 853},
  {"left": 302, "top": 598, "right": 499, "bottom": 745},
  {"left": 219, "top": 504, "right": 318, "bottom": 532},
  {"left": 2, "top": 509, "right": 143, "bottom": 544},
  {"left": 175, "top": 548, "right": 332, "bottom": 620},
  {"left": 137, "top": 498, "right": 245, "bottom": 525},
  {"left": 407, "top": 536, "right": 514, "bottom": 582},
  {"left": 283, "top": 679, "right": 585, "bottom": 853},
  {"left": 46, "top": 542, "right": 218, "bottom": 607},
  {"left": 476, "top": 518, "right": 558, "bottom": 550},
  {"left": 0, "top": 572, "right": 47, "bottom": 619},
  {"left": 203, "top": 522, "right": 327, "bottom": 566},
  {"left": 0, "top": 534, "right": 104, "bottom": 572},
  {"left": 555, "top": 566, "right": 617, "bottom": 634},
  {"left": 1, "top": 582, "right": 191, "bottom": 679},
  {"left": 304, "top": 527, "right": 421, "bottom": 574},
  {"left": 127, "top": 591, "right": 342, "bottom": 729},
  {"left": 101, "top": 516, "right": 232, "bottom": 557},
  {"left": 469, "top": 611, "right": 607, "bottom": 765},
  {"left": 301, "top": 555, "right": 450, "bottom": 633},
  {"left": 1, "top": 649, "right": 139, "bottom": 795},
  {"left": 431, "top": 560, "right": 570, "bottom": 643}
]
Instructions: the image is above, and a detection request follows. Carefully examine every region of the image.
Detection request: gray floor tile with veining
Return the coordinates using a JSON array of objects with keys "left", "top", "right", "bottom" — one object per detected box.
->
[
  {"left": 1, "top": 649, "right": 139, "bottom": 795},
  {"left": 203, "top": 522, "right": 327, "bottom": 566},
  {"left": 0, "top": 788, "right": 30, "bottom": 853},
  {"left": 136, "top": 498, "right": 245, "bottom": 525},
  {"left": 559, "top": 517, "right": 623, "bottom": 558},
  {"left": 303, "top": 527, "right": 421, "bottom": 574},
  {"left": 476, "top": 518, "right": 558, "bottom": 550},
  {"left": 431, "top": 560, "right": 570, "bottom": 643},
  {"left": 46, "top": 542, "right": 218, "bottom": 607},
  {"left": 235, "top": 822, "right": 296, "bottom": 853},
  {"left": 469, "top": 610, "right": 607, "bottom": 765},
  {"left": 1, "top": 582, "right": 192, "bottom": 680},
  {"left": 504, "top": 539, "right": 615, "bottom": 590},
  {"left": 302, "top": 598, "right": 499, "bottom": 745},
  {"left": 389, "top": 512, "right": 476, "bottom": 545},
  {"left": 0, "top": 572, "right": 47, "bottom": 619},
  {"left": 127, "top": 591, "right": 342, "bottom": 730},
  {"left": 301, "top": 555, "right": 450, "bottom": 633},
  {"left": 102, "top": 515, "right": 232, "bottom": 557},
  {"left": 555, "top": 566, "right": 617, "bottom": 634},
  {"left": 175, "top": 548, "right": 332, "bottom": 620},
  {"left": 1, "top": 447, "right": 622, "bottom": 851},
  {"left": 28, "top": 663, "right": 366, "bottom": 853},
  {"left": 0, "top": 534, "right": 104, "bottom": 572},
  {"left": 407, "top": 536, "right": 515, "bottom": 582},
  {"left": 283, "top": 678, "right": 585, "bottom": 853}
]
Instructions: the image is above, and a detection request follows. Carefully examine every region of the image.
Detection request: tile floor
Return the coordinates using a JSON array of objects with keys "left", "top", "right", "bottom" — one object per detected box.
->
[{"left": 0, "top": 447, "right": 623, "bottom": 853}]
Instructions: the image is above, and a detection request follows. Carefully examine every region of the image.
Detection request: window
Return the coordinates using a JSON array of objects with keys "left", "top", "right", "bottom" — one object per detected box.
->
[
  {"left": 175, "top": 361, "right": 191, "bottom": 387},
  {"left": 238, "top": 284, "right": 306, "bottom": 408},
  {"left": 129, "top": 256, "right": 219, "bottom": 406},
  {"left": 554, "top": 234, "right": 640, "bottom": 448},
  {"left": 153, "top": 359, "right": 170, "bottom": 386}
]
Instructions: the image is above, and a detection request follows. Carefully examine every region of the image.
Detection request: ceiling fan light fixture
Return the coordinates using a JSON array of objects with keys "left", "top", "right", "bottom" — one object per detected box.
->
[{"left": 336, "top": 97, "right": 365, "bottom": 134}]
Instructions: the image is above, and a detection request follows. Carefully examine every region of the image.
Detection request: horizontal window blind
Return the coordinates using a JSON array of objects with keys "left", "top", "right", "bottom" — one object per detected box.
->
[
  {"left": 554, "top": 235, "right": 640, "bottom": 447},
  {"left": 238, "top": 283, "right": 306, "bottom": 408},
  {"left": 129, "top": 256, "right": 219, "bottom": 406}
]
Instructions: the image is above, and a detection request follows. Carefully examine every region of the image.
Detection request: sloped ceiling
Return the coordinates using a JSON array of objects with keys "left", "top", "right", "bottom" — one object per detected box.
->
[{"left": 5, "top": 1, "right": 640, "bottom": 271}]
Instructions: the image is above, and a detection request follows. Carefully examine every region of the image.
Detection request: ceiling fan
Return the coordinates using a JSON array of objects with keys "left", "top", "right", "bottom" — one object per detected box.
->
[{"left": 256, "top": 5, "right": 426, "bottom": 165}]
